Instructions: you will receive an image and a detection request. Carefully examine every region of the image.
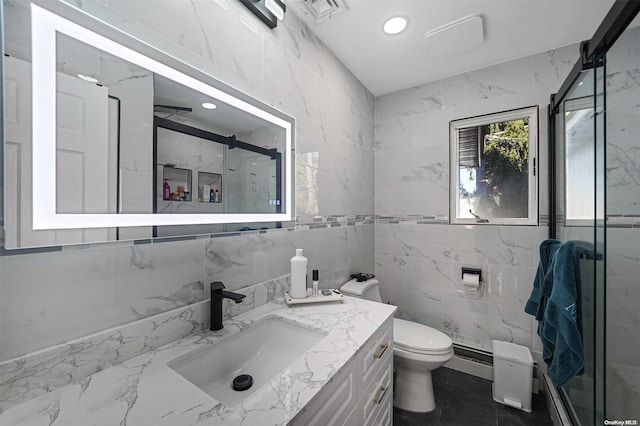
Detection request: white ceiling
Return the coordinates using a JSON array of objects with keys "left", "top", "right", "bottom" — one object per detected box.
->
[{"left": 288, "top": 0, "right": 617, "bottom": 96}]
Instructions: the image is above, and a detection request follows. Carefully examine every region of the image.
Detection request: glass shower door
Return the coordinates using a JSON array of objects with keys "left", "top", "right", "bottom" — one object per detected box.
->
[
  {"left": 603, "top": 22, "right": 640, "bottom": 422},
  {"left": 550, "top": 5, "right": 640, "bottom": 424},
  {"left": 554, "top": 64, "right": 606, "bottom": 425},
  {"left": 593, "top": 53, "right": 606, "bottom": 425}
]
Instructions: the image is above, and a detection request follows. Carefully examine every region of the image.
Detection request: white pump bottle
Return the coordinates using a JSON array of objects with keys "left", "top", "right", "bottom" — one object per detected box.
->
[{"left": 290, "top": 249, "right": 308, "bottom": 298}]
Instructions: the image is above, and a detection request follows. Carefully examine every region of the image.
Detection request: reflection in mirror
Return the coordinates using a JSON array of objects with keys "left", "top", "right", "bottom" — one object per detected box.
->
[
  {"left": 2, "top": 0, "right": 294, "bottom": 249},
  {"left": 153, "top": 116, "right": 282, "bottom": 238}
]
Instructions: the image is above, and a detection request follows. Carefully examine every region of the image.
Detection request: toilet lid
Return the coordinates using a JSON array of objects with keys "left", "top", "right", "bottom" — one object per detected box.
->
[{"left": 393, "top": 318, "right": 452, "bottom": 354}]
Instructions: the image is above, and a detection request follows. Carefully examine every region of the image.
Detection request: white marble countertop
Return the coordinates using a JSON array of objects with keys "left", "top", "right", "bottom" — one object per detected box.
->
[{"left": 1, "top": 297, "right": 396, "bottom": 426}]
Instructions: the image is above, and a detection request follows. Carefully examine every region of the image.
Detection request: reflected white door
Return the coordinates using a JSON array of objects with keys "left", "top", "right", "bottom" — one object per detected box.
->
[
  {"left": 4, "top": 56, "right": 112, "bottom": 247},
  {"left": 55, "top": 71, "right": 110, "bottom": 244},
  {"left": 4, "top": 56, "right": 31, "bottom": 248}
]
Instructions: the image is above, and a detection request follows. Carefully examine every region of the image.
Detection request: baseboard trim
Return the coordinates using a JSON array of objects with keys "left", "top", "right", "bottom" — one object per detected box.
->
[
  {"left": 445, "top": 353, "right": 493, "bottom": 381},
  {"left": 445, "top": 344, "right": 540, "bottom": 394}
]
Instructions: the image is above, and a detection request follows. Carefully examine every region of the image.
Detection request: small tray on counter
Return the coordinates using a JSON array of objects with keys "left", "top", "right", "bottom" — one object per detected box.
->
[{"left": 285, "top": 289, "right": 343, "bottom": 305}]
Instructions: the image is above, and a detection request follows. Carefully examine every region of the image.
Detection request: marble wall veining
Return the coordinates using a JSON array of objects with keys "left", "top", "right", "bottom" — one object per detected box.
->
[
  {"left": 604, "top": 24, "right": 640, "bottom": 421},
  {"left": 0, "top": 0, "right": 375, "bottom": 362},
  {"left": 373, "top": 45, "right": 579, "bottom": 356},
  {"left": 0, "top": 275, "right": 289, "bottom": 411},
  {"left": 606, "top": 25, "right": 640, "bottom": 216}
]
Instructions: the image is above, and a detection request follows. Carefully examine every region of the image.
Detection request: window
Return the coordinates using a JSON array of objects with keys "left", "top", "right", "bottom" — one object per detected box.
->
[{"left": 450, "top": 106, "right": 538, "bottom": 225}]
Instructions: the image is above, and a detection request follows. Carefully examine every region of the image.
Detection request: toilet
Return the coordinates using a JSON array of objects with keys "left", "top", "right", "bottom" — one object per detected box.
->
[{"left": 340, "top": 278, "right": 453, "bottom": 413}]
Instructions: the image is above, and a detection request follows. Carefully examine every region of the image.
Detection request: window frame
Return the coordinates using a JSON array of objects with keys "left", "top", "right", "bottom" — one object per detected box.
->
[{"left": 449, "top": 106, "right": 539, "bottom": 226}]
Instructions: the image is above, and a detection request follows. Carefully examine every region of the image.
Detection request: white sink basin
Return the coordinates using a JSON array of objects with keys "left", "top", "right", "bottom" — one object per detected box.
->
[{"left": 168, "top": 316, "right": 326, "bottom": 406}]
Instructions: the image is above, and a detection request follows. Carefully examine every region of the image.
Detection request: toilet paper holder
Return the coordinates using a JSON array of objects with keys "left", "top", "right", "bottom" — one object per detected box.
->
[
  {"left": 461, "top": 267, "right": 482, "bottom": 282},
  {"left": 460, "top": 267, "right": 482, "bottom": 296}
]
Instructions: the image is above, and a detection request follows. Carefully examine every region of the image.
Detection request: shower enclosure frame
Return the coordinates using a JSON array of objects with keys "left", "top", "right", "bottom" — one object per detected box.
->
[{"left": 548, "top": 1, "right": 640, "bottom": 424}]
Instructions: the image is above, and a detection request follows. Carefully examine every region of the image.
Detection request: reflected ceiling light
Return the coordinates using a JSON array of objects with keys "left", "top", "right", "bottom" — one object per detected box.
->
[
  {"left": 202, "top": 102, "right": 217, "bottom": 110},
  {"left": 77, "top": 73, "right": 99, "bottom": 83},
  {"left": 383, "top": 16, "right": 408, "bottom": 35}
]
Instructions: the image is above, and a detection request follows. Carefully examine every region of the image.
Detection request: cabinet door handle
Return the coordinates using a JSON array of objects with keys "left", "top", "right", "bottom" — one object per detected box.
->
[
  {"left": 373, "top": 384, "right": 389, "bottom": 404},
  {"left": 373, "top": 342, "right": 389, "bottom": 359}
]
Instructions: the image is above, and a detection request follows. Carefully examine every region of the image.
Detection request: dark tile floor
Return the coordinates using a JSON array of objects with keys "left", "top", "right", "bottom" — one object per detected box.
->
[{"left": 393, "top": 367, "right": 553, "bottom": 426}]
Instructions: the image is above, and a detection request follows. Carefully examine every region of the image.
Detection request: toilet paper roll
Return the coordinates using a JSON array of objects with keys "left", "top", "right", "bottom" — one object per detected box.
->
[{"left": 462, "top": 273, "right": 480, "bottom": 288}]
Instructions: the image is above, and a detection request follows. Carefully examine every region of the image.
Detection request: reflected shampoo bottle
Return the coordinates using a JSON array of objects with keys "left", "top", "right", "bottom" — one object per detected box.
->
[{"left": 163, "top": 179, "right": 170, "bottom": 200}]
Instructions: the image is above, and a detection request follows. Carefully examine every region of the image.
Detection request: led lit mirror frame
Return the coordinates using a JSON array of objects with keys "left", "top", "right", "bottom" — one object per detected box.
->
[{"left": 30, "top": 3, "right": 293, "bottom": 230}]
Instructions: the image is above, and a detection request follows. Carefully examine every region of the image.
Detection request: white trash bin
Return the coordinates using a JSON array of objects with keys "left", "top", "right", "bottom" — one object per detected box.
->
[{"left": 492, "top": 340, "right": 534, "bottom": 412}]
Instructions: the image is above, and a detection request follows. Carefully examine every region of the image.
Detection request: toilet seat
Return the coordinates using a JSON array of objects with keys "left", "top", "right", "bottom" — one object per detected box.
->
[{"left": 393, "top": 318, "right": 452, "bottom": 355}]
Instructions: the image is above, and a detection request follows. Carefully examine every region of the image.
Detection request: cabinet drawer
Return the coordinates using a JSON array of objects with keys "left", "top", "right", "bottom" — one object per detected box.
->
[
  {"left": 358, "top": 318, "right": 393, "bottom": 393},
  {"left": 371, "top": 384, "right": 393, "bottom": 426},
  {"left": 291, "top": 361, "right": 356, "bottom": 426},
  {"left": 362, "top": 363, "right": 393, "bottom": 426}
]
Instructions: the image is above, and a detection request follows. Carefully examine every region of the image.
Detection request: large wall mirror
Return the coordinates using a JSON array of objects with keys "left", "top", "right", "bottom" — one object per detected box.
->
[{"left": 2, "top": 0, "right": 295, "bottom": 249}]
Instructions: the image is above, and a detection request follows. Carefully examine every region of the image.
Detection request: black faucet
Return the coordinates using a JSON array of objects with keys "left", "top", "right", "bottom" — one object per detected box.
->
[{"left": 210, "top": 281, "right": 246, "bottom": 331}]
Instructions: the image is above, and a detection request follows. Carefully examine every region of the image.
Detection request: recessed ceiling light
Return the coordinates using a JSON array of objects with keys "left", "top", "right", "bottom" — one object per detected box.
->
[
  {"left": 202, "top": 102, "right": 217, "bottom": 110},
  {"left": 77, "top": 74, "right": 99, "bottom": 83},
  {"left": 383, "top": 16, "right": 408, "bottom": 35}
]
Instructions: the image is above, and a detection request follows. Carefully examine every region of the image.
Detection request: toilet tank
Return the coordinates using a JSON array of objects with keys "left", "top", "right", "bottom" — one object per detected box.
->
[{"left": 339, "top": 279, "right": 383, "bottom": 303}]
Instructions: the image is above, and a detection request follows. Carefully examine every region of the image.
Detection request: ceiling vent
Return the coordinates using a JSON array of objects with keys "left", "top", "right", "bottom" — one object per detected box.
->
[
  {"left": 300, "top": 0, "right": 349, "bottom": 23},
  {"left": 424, "top": 15, "right": 484, "bottom": 59}
]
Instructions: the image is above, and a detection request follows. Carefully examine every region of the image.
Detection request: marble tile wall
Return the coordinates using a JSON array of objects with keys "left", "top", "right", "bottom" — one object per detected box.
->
[
  {"left": 0, "top": 275, "right": 288, "bottom": 411},
  {"left": 0, "top": 0, "right": 374, "bottom": 362},
  {"left": 374, "top": 46, "right": 579, "bottom": 355},
  {"left": 604, "top": 23, "right": 640, "bottom": 421},
  {"left": 606, "top": 25, "right": 640, "bottom": 217}
]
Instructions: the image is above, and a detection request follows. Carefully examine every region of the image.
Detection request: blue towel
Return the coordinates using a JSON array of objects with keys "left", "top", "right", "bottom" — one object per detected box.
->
[
  {"left": 525, "top": 240, "right": 585, "bottom": 387},
  {"left": 525, "top": 239, "right": 560, "bottom": 321},
  {"left": 543, "top": 241, "right": 585, "bottom": 386},
  {"left": 525, "top": 239, "right": 561, "bottom": 365}
]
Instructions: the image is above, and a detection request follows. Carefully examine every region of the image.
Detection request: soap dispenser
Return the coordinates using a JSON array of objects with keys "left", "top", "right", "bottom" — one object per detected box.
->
[{"left": 290, "top": 249, "right": 308, "bottom": 298}]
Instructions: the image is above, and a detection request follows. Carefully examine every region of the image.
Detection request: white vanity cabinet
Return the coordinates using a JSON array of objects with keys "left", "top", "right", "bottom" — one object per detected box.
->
[
  {"left": 350, "top": 316, "right": 393, "bottom": 426},
  {"left": 291, "top": 317, "right": 393, "bottom": 426}
]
